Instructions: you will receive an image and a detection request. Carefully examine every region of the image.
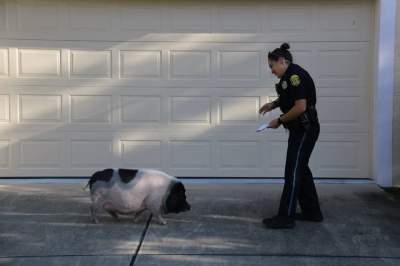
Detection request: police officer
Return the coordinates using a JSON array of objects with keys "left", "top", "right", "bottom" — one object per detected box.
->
[{"left": 259, "top": 43, "right": 323, "bottom": 229}]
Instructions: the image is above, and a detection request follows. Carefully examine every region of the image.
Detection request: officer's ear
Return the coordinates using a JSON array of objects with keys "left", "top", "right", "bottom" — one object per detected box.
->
[{"left": 277, "top": 57, "right": 286, "bottom": 66}]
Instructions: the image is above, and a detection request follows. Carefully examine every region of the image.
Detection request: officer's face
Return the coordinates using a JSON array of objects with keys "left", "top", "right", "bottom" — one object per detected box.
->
[{"left": 268, "top": 58, "right": 287, "bottom": 78}]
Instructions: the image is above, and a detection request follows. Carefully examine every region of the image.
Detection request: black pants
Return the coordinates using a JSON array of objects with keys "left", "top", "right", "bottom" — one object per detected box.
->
[{"left": 278, "top": 123, "right": 322, "bottom": 218}]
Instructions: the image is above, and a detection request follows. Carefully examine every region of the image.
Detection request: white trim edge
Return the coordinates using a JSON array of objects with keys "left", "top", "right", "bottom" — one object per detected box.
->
[{"left": 374, "top": 0, "right": 397, "bottom": 187}]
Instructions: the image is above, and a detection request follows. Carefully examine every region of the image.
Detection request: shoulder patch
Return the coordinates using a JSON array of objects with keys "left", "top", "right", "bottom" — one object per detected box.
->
[
  {"left": 88, "top": 168, "right": 114, "bottom": 189},
  {"left": 118, "top": 168, "right": 139, "bottom": 183},
  {"left": 290, "top": 74, "right": 301, "bottom": 87}
]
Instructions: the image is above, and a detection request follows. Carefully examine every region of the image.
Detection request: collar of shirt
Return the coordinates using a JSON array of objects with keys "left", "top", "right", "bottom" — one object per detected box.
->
[{"left": 281, "top": 63, "right": 295, "bottom": 82}]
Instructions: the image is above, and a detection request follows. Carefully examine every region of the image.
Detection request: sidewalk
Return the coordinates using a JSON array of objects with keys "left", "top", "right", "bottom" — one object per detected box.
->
[{"left": 0, "top": 182, "right": 399, "bottom": 265}]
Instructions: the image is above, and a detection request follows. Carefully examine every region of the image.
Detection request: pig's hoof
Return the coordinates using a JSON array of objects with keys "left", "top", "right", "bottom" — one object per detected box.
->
[
  {"left": 155, "top": 218, "right": 167, "bottom": 225},
  {"left": 107, "top": 211, "right": 119, "bottom": 220}
]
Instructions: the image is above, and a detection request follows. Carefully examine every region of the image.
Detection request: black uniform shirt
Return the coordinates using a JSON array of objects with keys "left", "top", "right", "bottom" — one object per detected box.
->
[{"left": 275, "top": 63, "right": 317, "bottom": 114}]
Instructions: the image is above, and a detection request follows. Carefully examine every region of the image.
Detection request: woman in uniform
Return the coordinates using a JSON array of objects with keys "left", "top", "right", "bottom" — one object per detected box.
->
[{"left": 259, "top": 43, "right": 323, "bottom": 229}]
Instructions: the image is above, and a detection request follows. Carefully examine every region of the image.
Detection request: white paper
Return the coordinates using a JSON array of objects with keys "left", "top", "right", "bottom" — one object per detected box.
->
[{"left": 256, "top": 123, "right": 268, "bottom": 132}]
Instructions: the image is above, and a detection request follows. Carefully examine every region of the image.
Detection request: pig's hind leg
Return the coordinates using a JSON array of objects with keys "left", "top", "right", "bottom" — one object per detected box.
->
[{"left": 132, "top": 208, "right": 147, "bottom": 223}]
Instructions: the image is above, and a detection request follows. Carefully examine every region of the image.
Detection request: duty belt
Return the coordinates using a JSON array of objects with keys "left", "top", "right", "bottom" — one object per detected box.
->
[{"left": 282, "top": 105, "right": 318, "bottom": 131}]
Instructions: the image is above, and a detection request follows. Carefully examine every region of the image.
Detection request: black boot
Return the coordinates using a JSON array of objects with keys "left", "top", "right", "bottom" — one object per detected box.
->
[
  {"left": 262, "top": 215, "right": 295, "bottom": 229},
  {"left": 295, "top": 212, "right": 323, "bottom": 222}
]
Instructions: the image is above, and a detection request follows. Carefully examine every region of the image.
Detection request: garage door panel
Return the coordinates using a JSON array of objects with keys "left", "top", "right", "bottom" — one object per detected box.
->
[
  {"left": 119, "top": 4, "right": 162, "bottom": 32},
  {"left": 16, "top": 0, "right": 60, "bottom": 32},
  {"left": 315, "top": 44, "right": 369, "bottom": 88},
  {"left": 268, "top": 5, "right": 312, "bottom": 33},
  {"left": 317, "top": 96, "right": 369, "bottom": 133},
  {"left": 17, "top": 49, "right": 61, "bottom": 78},
  {"left": 218, "top": 140, "right": 262, "bottom": 169},
  {"left": 317, "top": 50, "right": 361, "bottom": 79},
  {"left": 120, "top": 96, "right": 161, "bottom": 123},
  {"left": 310, "top": 134, "right": 370, "bottom": 178},
  {"left": 170, "top": 50, "right": 211, "bottom": 79},
  {"left": 67, "top": 1, "right": 112, "bottom": 32},
  {"left": 18, "top": 139, "right": 63, "bottom": 169},
  {"left": 169, "top": 96, "right": 211, "bottom": 124},
  {"left": 70, "top": 50, "right": 112, "bottom": 79},
  {"left": 70, "top": 140, "right": 112, "bottom": 168},
  {"left": 216, "top": 5, "right": 263, "bottom": 33},
  {"left": 120, "top": 50, "right": 162, "bottom": 79},
  {"left": 317, "top": 1, "right": 372, "bottom": 34},
  {"left": 315, "top": 142, "right": 360, "bottom": 170},
  {"left": 70, "top": 95, "right": 112, "bottom": 124},
  {"left": 218, "top": 50, "right": 261, "bottom": 80},
  {"left": 120, "top": 140, "right": 162, "bottom": 169},
  {"left": 18, "top": 94, "right": 62, "bottom": 123},
  {"left": 168, "top": 5, "right": 212, "bottom": 33},
  {"left": 169, "top": 140, "right": 212, "bottom": 169},
  {"left": 217, "top": 96, "right": 260, "bottom": 125}
]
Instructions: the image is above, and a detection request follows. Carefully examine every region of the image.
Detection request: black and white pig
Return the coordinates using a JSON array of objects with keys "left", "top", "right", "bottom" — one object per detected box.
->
[{"left": 85, "top": 168, "right": 191, "bottom": 225}]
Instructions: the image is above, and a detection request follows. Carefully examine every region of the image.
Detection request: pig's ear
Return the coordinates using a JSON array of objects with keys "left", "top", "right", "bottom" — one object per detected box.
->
[
  {"left": 118, "top": 168, "right": 138, "bottom": 183},
  {"left": 88, "top": 168, "right": 113, "bottom": 189}
]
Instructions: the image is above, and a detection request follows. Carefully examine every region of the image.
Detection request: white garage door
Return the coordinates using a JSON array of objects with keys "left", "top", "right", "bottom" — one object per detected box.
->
[{"left": 0, "top": 0, "right": 374, "bottom": 178}]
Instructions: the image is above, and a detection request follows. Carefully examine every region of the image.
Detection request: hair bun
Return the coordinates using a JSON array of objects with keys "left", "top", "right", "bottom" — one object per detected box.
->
[{"left": 280, "top": 43, "right": 290, "bottom": 50}]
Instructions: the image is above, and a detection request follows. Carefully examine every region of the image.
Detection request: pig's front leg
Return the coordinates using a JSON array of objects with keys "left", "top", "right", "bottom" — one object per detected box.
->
[
  {"left": 149, "top": 209, "right": 166, "bottom": 225},
  {"left": 132, "top": 208, "right": 147, "bottom": 223},
  {"left": 90, "top": 205, "right": 99, "bottom": 224},
  {"left": 154, "top": 214, "right": 167, "bottom": 225},
  {"left": 106, "top": 210, "right": 119, "bottom": 220},
  {"left": 147, "top": 198, "right": 166, "bottom": 225}
]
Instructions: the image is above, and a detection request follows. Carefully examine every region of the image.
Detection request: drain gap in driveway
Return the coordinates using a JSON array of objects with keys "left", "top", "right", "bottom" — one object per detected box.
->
[{"left": 129, "top": 214, "right": 152, "bottom": 266}]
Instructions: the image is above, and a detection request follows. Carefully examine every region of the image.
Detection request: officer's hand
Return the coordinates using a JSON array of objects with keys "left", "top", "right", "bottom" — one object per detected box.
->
[
  {"left": 259, "top": 103, "right": 274, "bottom": 115},
  {"left": 267, "top": 118, "right": 281, "bottom": 129}
]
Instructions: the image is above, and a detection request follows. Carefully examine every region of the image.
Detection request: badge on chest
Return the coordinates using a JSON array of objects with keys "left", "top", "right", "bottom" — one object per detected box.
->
[{"left": 282, "top": 80, "right": 288, "bottom": 90}]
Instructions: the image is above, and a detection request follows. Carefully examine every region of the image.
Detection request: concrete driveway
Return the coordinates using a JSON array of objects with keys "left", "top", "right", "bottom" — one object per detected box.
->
[{"left": 0, "top": 181, "right": 399, "bottom": 265}]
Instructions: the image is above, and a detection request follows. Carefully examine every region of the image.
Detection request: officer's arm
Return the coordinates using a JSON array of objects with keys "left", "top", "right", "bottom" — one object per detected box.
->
[
  {"left": 279, "top": 99, "right": 306, "bottom": 123},
  {"left": 271, "top": 98, "right": 280, "bottom": 109}
]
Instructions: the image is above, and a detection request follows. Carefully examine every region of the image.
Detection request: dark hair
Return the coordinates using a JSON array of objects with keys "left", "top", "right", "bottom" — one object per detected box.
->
[{"left": 268, "top": 43, "right": 292, "bottom": 63}]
